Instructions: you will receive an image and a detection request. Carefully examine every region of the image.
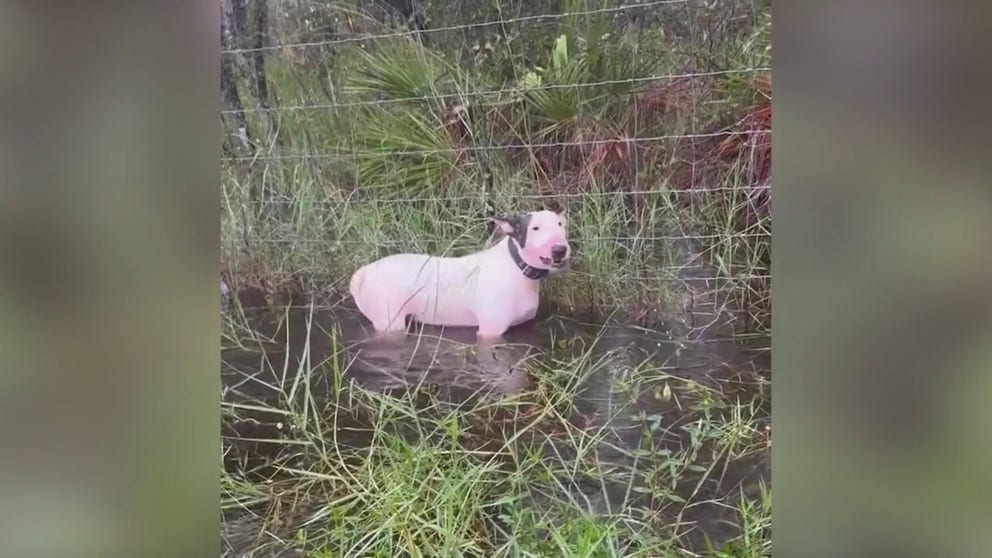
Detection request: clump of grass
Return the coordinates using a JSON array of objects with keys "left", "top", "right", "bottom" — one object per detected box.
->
[
  {"left": 306, "top": 429, "right": 503, "bottom": 556},
  {"left": 346, "top": 40, "right": 445, "bottom": 102},
  {"left": 516, "top": 1, "right": 652, "bottom": 130},
  {"left": 352, "top": 106, "right": 461, "bottom": 198}
]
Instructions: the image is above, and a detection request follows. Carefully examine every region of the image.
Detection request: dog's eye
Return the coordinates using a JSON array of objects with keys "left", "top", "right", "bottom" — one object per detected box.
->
[
  {"left": 558, "top": 222, "right": 562, "bottom": 227},
  {"left": 532, "top": 226, "right": 540, "bottom": 231}
]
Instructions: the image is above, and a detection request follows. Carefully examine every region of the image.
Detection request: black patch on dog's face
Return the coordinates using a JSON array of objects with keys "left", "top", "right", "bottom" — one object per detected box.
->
[
  {"left": 514, "top": 213, "right": 533, "bottom": 247},
  {"left": 495, "top": 213, "right": 532, "bottom": 247}
]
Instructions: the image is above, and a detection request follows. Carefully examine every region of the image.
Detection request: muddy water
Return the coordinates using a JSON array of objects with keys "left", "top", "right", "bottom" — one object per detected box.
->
[{"left": 221, "top": 291, "right": 770, "bottom": 556}]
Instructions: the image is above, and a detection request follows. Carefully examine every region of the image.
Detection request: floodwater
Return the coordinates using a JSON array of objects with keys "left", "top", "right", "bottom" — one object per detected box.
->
[{"left": 221, "top": 289, "right": 770, "bottom": 556}]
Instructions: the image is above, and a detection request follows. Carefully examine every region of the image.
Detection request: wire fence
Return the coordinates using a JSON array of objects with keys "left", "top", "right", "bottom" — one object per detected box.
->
[
  {"left": 222, "top": 131, "right": 771, "bottom": 162},
  {"left": 221, "top": 68, "right": 768, "bottom": 114},
  {"left": 220, "top": 0, "right": 772, "bottom": 334},
  {"left": 222, "top": 0, "right": 692, "bottom": 54}
]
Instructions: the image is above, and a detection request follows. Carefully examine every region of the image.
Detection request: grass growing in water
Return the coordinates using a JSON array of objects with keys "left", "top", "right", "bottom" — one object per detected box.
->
[
  {"left": 221, "top": 301, "right": 770, "bottom": 557},
  {"left": 221, "top": 1, "right": 772, "bottom": 555}
]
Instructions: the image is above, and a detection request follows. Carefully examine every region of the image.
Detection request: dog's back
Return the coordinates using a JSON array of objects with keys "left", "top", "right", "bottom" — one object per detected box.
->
[{"left": 350, "top": 252, "right": 486, "bottom": 330}]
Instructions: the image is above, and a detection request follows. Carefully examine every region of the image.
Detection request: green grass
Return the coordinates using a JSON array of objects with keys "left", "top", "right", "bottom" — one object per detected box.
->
[
  {"left": 221, "top": 0, "right": 772, "bottom": 332},
  {"left": 221, "top": 2, "right": 771, "bottom": 555},
  {"left": 221, "top": 304, "right": 770, "bottom": 557}
]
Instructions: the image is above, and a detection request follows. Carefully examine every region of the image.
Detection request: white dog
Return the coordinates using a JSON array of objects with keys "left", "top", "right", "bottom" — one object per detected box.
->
[{"left": 349, "top": 210, "right": 571, "bottom": 338}]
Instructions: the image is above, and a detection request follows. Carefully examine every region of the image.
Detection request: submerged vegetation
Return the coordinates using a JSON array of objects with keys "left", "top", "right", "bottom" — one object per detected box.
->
[
  {"left": 221, "top": 301, "right": 771, "bottom": 557},
  {"left": 221, "top": 1, "right": 771, "bottom": 556}
]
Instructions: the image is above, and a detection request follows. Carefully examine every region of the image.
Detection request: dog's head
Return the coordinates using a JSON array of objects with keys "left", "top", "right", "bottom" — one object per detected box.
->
[{"left": 493, "top": 209, "right": 571, "bottom": 270}]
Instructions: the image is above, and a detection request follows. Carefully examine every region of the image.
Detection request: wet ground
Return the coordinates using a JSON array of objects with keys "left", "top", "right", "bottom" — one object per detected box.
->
[{"left": 221, "top": 289, "right": 770, "bottom": 556}]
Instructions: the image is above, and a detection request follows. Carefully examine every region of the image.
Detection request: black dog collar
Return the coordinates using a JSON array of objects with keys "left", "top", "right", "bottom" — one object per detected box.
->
[{"left": 507, "top": 238, "right": 548, "bottom": 280}]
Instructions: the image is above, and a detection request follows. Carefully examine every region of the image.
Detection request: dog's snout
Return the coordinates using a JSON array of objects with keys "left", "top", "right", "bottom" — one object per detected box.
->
[{"left": 551, "top": 245, "right": 568, "bottom": 261}]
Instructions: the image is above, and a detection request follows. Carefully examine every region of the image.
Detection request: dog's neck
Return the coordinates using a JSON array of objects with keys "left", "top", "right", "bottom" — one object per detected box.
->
[{"left": 507, "top": 238, "right": 548, "bottom": 280}]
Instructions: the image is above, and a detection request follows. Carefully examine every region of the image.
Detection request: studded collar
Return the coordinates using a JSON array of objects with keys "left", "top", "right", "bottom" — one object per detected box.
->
[{"left": 507, "top": 238, "right": 548, "bottom": 280}]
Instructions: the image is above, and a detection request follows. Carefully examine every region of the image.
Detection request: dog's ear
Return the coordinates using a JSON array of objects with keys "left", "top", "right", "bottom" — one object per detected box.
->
[
  {"left": 543, "top": 201, "right": 568, "bottom": 222},
  {"left": 491, "top": 215, "right": 519, "bottom": 236}
]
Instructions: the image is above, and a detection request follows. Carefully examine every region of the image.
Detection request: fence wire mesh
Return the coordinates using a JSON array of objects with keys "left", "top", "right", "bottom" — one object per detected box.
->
[{"left": 220, "top": 0, "right": 771, "bottom": 336}]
